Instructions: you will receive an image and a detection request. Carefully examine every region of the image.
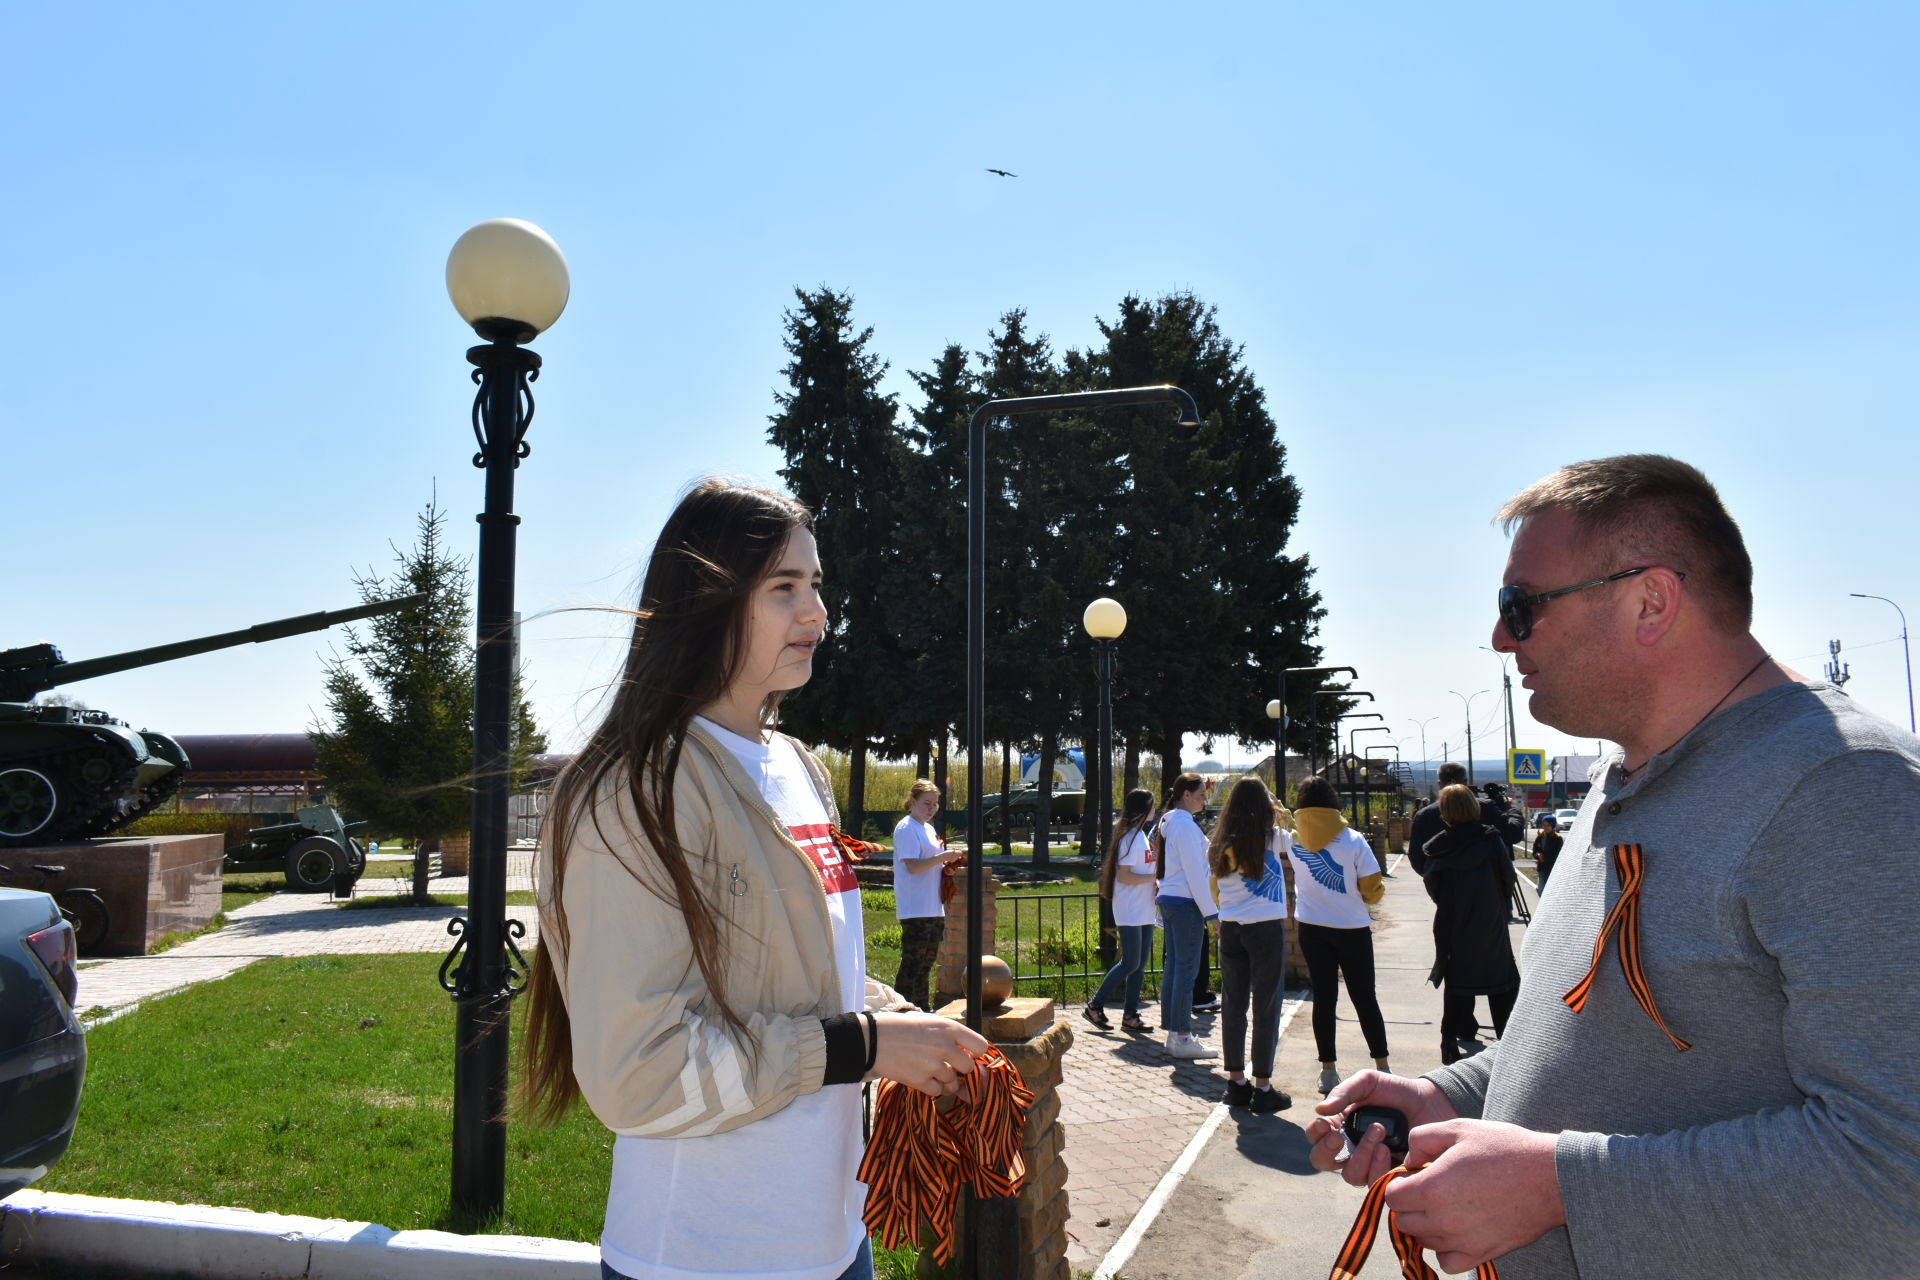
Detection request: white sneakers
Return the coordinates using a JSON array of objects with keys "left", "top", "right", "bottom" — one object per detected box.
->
[
  {"left": 1318, "top": 1067, "right": 1342, "bottom": 1096},
  {"left": 1167, "top": 1032, "right": 1218, "bottom": 1060}
]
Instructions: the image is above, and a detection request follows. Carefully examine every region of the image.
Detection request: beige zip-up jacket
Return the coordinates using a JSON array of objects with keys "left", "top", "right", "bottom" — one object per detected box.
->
[{"left": 537, "top": 722, "right": 905, "bottom": 1139}]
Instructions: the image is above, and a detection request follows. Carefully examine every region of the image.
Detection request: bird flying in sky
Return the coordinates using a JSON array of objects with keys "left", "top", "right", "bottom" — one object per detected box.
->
[{"left": 986, "top": 168, "right": 1017, "bottom": 177}]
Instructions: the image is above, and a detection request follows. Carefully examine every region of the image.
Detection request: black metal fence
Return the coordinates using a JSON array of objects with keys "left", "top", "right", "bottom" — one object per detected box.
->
[{"left": 998, "top": 889, "right": 1219, "bottom": 1006}]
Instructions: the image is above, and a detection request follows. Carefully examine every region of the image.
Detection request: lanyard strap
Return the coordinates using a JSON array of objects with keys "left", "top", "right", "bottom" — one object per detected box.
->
[
  {"left": 1331, "top": 1166, "right": 1499, "bottom": 1280},
  {"left": 857, "top": 1047, "right": 1034, "bottom": 1265},
  {"left": 1561, "top": 843, "right": 1691, "bottom": 1052}
]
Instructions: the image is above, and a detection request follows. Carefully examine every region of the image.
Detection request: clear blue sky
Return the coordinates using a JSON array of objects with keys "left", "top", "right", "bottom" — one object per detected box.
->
[{"left": 8, "top": 2, "right": 1917, "bottom": 771}]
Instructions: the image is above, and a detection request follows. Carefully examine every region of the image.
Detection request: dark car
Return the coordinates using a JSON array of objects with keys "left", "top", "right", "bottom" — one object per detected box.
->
[{"left": 0, "top": 889, "right": 85, "bottom": 1198}]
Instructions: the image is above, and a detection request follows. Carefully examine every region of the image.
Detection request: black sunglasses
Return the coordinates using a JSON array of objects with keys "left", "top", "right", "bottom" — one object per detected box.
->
[{"left": 1497, "top": 566, "right": 1684, "bottom": 641}]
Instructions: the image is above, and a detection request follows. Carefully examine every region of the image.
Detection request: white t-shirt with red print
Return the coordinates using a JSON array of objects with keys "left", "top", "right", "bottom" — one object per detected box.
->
[
  {"left": 1110, "top": 828, "right": 1159, "bottom": 927},
  {"left": 599, "top": 718, "right": 867, "bottom": 1280}
]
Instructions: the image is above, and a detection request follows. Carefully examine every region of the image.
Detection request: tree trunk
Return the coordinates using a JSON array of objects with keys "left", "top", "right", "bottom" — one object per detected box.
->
[
  {"left": 999, "top": 740, "right": 1013, "bottom": 855},
  {"left": 915, "top": 742, "right": 931, "bottom": 783},
  {"left": 849, "top": 745, "right": 868, "bottom": 839},
  {"left": 934, "top": 735, "right": 949, "bottom": 841},
  {"left": 413, "top": 835, "right": 436, "bottom": 905},
  {"left": 1156, "top": 730, "right": 1183, "bottom": 782},
  {"left": 1033, "top": 732, "right": 1056, "bottom": 867},
  {"left": 1124, "top": 733, "right": 1140, "bottom": 795}
]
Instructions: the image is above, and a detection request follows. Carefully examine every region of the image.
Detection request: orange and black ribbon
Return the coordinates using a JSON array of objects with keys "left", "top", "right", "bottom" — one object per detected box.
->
[
  {"left": 1562, "top": 843, "right": 1691, "bottom": 1052},
  {"left": 857, "top": 1047, "right": 1034, "bottom": 1265},
  {"left": 830, "top": 824, "right": 885, "bottom": 864},
  {"left": 1331, "top": 1166, "right": 1499, "bottom": 1280}
]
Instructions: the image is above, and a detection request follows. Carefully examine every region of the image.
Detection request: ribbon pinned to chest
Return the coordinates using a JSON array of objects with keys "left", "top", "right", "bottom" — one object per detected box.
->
[{"left": 1562, "top": 843, "right": 1691, "bottom": 1052}]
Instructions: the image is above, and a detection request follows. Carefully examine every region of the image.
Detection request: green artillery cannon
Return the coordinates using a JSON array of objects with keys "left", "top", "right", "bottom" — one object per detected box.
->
[
  {"left": 0, "top": 594, "right": 425, "bottom": 848},
  {"left": 225, "top": 804, "right": 370, "bottom": 893}
]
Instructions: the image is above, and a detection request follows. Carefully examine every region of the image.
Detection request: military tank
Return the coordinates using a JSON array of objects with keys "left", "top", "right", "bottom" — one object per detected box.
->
[{"left": 0, "top": 594, "right": 425, "bottom": 848}]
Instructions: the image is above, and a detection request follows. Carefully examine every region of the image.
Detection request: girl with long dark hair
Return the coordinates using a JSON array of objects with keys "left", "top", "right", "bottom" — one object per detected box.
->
[
  {"left": 1156, "top": 771, "right": 1218, "bottom": 1060},
  {"left": 1084, "top": 788, "right": 1158, "bottom": 1034},
  {"left": 1207, "top": 776, "right": 1292, "bottom": 1112},
  {"left": 521, "top": 478, "right": 988, "bottom": 1280}
]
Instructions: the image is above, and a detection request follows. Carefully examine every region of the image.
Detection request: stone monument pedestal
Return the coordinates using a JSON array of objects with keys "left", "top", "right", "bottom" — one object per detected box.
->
[
  {"left": 924, "top": 1001, "right": 1074, "bottom": 1280},
  {"left": 10, "top": 834, "right": 224, "bottom": 956}
]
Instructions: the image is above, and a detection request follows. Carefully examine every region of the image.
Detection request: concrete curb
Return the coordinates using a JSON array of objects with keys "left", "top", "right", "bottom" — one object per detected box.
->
[{"left": 0, "top": 1190, "right": 599, "bottom": 1278}]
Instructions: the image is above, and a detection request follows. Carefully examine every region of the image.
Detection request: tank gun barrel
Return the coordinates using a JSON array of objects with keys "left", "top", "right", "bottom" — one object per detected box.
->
[{"left": 2, "top": 592, "right": 429, "bottom": 701}]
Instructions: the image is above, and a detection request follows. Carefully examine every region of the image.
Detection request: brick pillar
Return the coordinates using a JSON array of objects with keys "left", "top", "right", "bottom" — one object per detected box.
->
[
  {"left": 917, "top": 1016, "right": 1074, "bottom": 1280},
  {"left": 935, "top": 868, "right": 1000, "bottom": 1004}
]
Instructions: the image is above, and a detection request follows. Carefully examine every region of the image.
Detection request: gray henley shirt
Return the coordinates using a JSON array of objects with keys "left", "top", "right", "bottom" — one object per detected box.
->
[{"left": 1428, "top": 681, "right": 1920, "bottom": 1278}]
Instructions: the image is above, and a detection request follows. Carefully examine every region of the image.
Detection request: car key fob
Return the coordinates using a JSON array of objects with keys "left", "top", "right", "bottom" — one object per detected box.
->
[{"left": 1343, "top": 1105, "right": 1411, "bottom": 1157}]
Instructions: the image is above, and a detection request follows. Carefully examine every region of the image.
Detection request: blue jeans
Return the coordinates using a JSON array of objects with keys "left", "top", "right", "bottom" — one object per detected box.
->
[
  {"left": 1159, "top": 898, "right": 1207, "bottom": 1034},
  {"left": 604, "top": 1238, "right": 872, "bottom": 1280},
  {"left": 1089, "top": 923, "right": 1154, "bottom": 1015}
]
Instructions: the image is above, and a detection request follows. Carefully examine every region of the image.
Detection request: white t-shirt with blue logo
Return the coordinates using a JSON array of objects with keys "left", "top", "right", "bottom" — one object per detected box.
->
[
  {"left": 1214, "top": 829, "right": 1291, "bottom": 924},
  {"left": 1286, "top": 827, "right": 1381, "bottom": 930}
]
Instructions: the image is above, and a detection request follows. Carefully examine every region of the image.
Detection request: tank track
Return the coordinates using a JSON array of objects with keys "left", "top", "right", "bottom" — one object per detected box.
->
[
  {"left": 87, "top": 767, "right": 185, "bottom": 837},
  {"left": 0, "top": 740, "right": 137, "bottom": 849}
]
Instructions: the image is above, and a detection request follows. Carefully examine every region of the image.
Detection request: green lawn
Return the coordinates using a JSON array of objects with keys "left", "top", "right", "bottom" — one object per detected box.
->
[{"left": 50, "top": 954, "right": 613, "bottom": 1238}]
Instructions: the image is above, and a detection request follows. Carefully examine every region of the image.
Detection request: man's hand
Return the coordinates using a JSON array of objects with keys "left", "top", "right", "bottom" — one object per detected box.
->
[
  {"left": 1385, "top": 1119, "right": 1565, "bottom": 1273},
  {"left": 1305, "top": 1071, "right": 1459, "bottom": 1185}
]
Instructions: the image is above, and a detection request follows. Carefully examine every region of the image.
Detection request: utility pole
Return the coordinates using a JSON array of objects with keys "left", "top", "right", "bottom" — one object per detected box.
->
[
  {"left": 1449, "top": 690, "right": 1489, "bottom": 786},
  {"left": 1407, "top": 716, "right": 1438, "bottom": 795},
  {"left": 1825, "top": 639, "right": 1850, "bottom": 688}
]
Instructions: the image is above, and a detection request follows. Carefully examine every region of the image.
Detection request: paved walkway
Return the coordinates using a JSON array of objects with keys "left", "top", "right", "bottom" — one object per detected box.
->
[{"left": 73, "top": 847, "right": 1512, "bottom": 1278}]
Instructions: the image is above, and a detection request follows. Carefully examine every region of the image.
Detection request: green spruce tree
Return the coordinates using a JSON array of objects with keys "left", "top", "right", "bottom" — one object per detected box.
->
[
  {"left": 767, "top": 287, "right": 908, "bottom": 833},
  {"left": 311, "top": 500, "right": 546, "bottom": 902}
]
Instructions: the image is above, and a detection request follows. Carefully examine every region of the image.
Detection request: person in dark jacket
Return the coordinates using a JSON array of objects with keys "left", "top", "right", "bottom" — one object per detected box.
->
[
  {"left": 1406, "top": 763, "right": 1523, "bottom": 877},
  {"left": 1422, "top": 783, "right": 1521, "bottom": 1064},
  {"left": 1531, "top": 816, "right": 1564, "bottom": 893}
]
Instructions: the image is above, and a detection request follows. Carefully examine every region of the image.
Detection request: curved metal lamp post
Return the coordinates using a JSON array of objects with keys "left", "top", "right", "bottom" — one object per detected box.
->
[
  {"left": 1278, "top": 665, "right": 1355, "bottom": 792},
  {"left": 961, "top": 386, "right": 1195, "bottom": 1280},
  {"left": 440, "top": 217, "right": 569, "bottom": 1221},
  {"left": 964, "top": 385, "right": 1198, "bottom": 1033},
  {"left": 1084, "top": 598, "right": 1127, "bottom": 970},
  {"left": 1312, "top": 689, "right": 1373, "bottom": 776},
  {"left": 1850, "top": 593, "right": 1915, "bottom": 732},
  {"left": 1449, "top": 689, "right": 1489, "bottom": 786},
  {"left": 1347, "top": 724, "right": 1392, "bottom": 825}
]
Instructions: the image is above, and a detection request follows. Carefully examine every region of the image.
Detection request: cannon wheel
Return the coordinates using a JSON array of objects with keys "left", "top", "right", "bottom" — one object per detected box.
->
[{"left": 285, "top": 837, "right": 345, "bottom": 893}]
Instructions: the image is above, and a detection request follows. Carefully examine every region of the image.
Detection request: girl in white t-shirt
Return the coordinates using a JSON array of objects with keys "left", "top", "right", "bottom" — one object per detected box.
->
[
  {"left": 522, "top": 479, "right": 988, "bottom": 1280},
  {"left": 1084, "top": 789, "right": 1159, "bottom": 1033},
  {"left": 892, "top": 779, "right": 964, "bottom": 1011},
  {"left": 1285, "top": 775, "right": 1389, "bottom": 1098}
]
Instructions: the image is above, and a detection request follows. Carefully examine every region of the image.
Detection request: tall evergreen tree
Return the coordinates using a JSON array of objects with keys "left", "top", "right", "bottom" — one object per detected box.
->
[
  {"left": 1066, "top": 293, "right": 1324, "bottom": 774},
  {"left": 899, "top": 343, "right": 977, "bottom": 806},
  {"left": 767, "top": 287, "right": 907, "bottom": 831},
  {"left": 312, "top": 499, "right": 546, "bottom": 901}
]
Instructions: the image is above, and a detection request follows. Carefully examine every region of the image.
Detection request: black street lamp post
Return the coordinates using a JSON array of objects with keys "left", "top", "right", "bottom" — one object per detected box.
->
[
  {"left": 1311, "top": 689, "right": 1373, "bottom": 776},
  {"left": 1347, "top": 724, "right": 1391, "bottom": 826},
  {"left": 963, "top": 386, "right": 1197, "bottom": 1280},
  {"left": 1084, "top": 598, "right": 1127, "bottom": 971},
  {"left": 439, "top": 218, "right": 570, "bottom": 1221},
  {"left": 1277, "top": 665, "right": 1355, "bottom": 792}
]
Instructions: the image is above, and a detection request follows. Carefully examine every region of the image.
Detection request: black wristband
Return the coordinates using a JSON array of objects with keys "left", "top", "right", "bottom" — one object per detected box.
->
[
  {"left": 861, "top": 1010, "right": 879, "bottom": 1078},
  {"left": 821, "top": 1012, "right": 867, "bottom": 1085}
]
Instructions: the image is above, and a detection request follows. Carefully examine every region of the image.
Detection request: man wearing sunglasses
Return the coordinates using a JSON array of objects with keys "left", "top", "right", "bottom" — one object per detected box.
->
[{"left": 1307, "top": 454, "right": 1920, "bottom": 1277}]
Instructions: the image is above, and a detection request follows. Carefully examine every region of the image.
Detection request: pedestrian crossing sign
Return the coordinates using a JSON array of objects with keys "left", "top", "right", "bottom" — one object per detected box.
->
[{"left": 1508, "top": 749, "right": 1545, "bottom": 783}]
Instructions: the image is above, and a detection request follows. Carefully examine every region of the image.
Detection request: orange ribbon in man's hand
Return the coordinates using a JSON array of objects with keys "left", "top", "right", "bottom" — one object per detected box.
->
[{"left": 1331, "top": 1165, "right": 1500, "bottom": 1280}]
